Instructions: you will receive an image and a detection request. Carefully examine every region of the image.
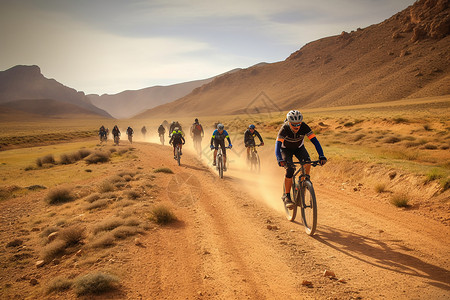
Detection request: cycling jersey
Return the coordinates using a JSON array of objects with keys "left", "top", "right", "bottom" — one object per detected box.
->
[
  {"left": 211, "top": 129, "right": 230, "bottom": 141},
  {"left": 277, "top": 122, "right": 315, "bottom": 149},
  {"left": 244, "top": 129, "right": 263, "bottom": 146},
  {"left": 169, "top": 130, "right": 185, "bottom": 145},
  {"left": 158, "top": 125, "right": 165, "bottom": 134}
]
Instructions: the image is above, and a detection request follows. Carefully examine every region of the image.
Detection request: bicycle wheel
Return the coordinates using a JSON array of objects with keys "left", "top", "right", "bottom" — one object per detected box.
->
[
  {"left": 283, "top": 182, "right": 298, "bottom": 221},
  {"left": 300, "top": 180, "right": 317, "bottom": 235},
  {"left": 254, "top": 153, "right": 261, "bottom": 173},
  {"left": 218, "top": 155, "right": 223, "bottom": 179},
  {"left": 176, "top": 146, "right": 181, "bottom": 166}
]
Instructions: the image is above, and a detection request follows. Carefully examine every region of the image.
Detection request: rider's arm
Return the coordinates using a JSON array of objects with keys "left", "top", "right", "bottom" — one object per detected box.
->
[
  {"left": 181, "top": 136, "right": 186, "bottom": 143},
  {"left": 275, "top": 139, "right": 283, "bottom": 162},
  {"left": 224, "top": 130, "right": 231, "bottom": 145},
  {"left": 256, "top": 131, "right": 264, "bottom": 144},
  {"left": 308, "top": 133, "right": 324, "bottom": 157},
  {"left": 210, "top": 130, "right": 216, "bottom": 146}
]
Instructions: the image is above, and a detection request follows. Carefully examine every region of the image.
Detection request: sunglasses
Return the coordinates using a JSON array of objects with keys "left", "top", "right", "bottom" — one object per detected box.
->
[{"left": 290, "top": 122, "right": 302, "bottom": 127}]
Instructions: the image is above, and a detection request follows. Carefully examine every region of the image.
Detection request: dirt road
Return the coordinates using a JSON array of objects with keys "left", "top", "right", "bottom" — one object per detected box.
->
[{"left": 121, "top": 141, "right": 449, "bottom": 299}]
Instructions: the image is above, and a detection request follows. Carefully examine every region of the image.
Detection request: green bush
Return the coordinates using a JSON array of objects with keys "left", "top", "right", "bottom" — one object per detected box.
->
[{"left": 73, "top": 272, "right": 119, "bottom": 296}]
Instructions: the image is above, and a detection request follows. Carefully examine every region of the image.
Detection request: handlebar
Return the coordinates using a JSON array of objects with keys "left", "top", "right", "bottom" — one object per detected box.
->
[{"left": 291, "top": 160, "right": 321, "bottom": 167}]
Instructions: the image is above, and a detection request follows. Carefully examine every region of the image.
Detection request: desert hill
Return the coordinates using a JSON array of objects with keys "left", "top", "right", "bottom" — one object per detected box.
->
[
  {"left": 0, "top": 99, "right": 109, "bottom": 119},
  {"left": 87, "top": 68, "right": 244, "bottom": 119},
  {"left": 136, "top": 0, "right": 450, "bottom": 118},
  {"left": 0, "top": 65, "right": 112, "bottom": 118}
]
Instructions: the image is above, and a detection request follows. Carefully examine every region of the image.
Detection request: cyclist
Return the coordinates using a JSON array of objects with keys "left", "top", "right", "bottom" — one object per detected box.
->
[
  {"left": 169, "top": 127, "right": 185, "bottom": 159},
  {"left": 244, "top": 124, "right": 264, "bottom": 161},
  {"left": 99, "top": 125, "right": 107, "bottom": 142},
  {"left": 210, "top": 124, "right": 232, "bottom": 171},
  {"left": 141, "top": 126, "right": 147, "bottom": 138},
  {"left": 275, "top": 110, "right": 327, "bottom": 208},
  {"left": 169, "top": 121, "right": 182, "bottom": 137},
  {"left": 126, "top": 126, "right": 134, "bottom": 142},
  {"left": 191, "top": 118, "right": 204, "bottom": 147},
  {"left": 112, "top": 125, "right": 120, "bottom": 143},
  {"left": 158, "top": 124, "right": 166, "bottom": 136}
]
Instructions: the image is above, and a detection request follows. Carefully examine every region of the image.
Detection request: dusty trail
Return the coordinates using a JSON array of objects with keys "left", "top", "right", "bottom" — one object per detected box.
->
[{"left": 124, "top": 140, "right": 449, "bottom": 299}]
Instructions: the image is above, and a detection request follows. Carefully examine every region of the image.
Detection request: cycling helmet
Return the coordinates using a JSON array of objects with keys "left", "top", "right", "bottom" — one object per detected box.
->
[
  {"left": 286, "top": 110, "right": 303, "bottom": 123},
  {"left": 217, "top": 123, "right": 224, "bottom": 130},
  {"left": 249, "top": 124, "right": 255, "bottom": 129}
]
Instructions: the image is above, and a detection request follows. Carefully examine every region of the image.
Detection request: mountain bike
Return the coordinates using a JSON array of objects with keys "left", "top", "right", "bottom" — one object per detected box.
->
[
  {"left": 159, "top": 133, "right": 165, "bottom": 145},
  {"left": 248, "top": 144, "right": 262, "bottom": 172},
  {"left": 174, "top": 144, "right": 182, "bottom": 166},
  {"left": 282, "top": 160, "right": 321, "bottom": 236},
  {"left": 128, "top": 134, "right": 133, "bottom": 144},
  {"left": 114, "top": 135, "right": 120, "bottom": 145},
  {"left": 99, "top": 133, "right": 107, "bottom": 143},
  {"left": 213, "top": 146, "right": 231, "bottom": 179}
]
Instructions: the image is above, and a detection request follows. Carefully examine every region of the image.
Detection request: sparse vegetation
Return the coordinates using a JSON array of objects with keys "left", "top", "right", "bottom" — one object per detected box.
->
[
  {"left": 390, "top": 193, "right": 410, "bottom": 208},
  {"left": 73, "top": 272, "right": 120, "bottom": 296},
  {"left": 46, "top": 187, "right": 74, "bottom": 205},
  {"left": 41, "top": 239, "right": 67, "bottom": 262},
  {"left": 375, "top": 183, "right": 388, "bottom": 193},
  {"left": 150, "top": 205, "right": 177, "bottom": 225},
  {"left": 85, "top": 193, "right": 100, "bottom": 203},
  {"left": 125, "top": 190, "right": 140, "bottom": 200},
  {"left": 46, "top": 276, "right": 73, "bottom": 294},
  {"left": 85, "top": 151, "right": 110, "bottom": 164},
  {"left": 154, "top": 167, "right": 174, "bottom": 174},
  {"left": 98, "top": 181, "right": 114, "bottom": 193},
  {"left": 111, "top": 225, "right": 140, "bottom": 239},
  {"left": 93, "top": 217, "right": 125, "bottom": 234},
  {"left": 86, "top": 199, "right": 109, "bottom": 210},
  {"left": 58, "top": 225, "right": 86, "bottom": 246},
  {"left": 90, "top": 232, "right": 115, "bottom": 248}
]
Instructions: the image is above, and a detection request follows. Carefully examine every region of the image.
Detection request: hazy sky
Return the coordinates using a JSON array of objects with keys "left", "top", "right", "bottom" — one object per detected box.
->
[{"left": 0, "top": 0, "right": 415, "bottom": 95}]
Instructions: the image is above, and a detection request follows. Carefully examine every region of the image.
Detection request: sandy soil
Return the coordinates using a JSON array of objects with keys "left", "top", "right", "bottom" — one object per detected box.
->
[{"left": 1, "top": 140, "right": 449, "bottom": 299}]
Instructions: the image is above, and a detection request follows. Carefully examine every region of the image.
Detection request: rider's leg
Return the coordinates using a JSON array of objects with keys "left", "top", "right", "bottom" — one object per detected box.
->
[
  {"left": 246, "top": 146, "right": 250, "bottom": 160},
  {"left": 213, "top": 149, "right": 217, "bottom": 165},
  {"left": 294, "top": 146, "right": 311, "bottom": 181}
]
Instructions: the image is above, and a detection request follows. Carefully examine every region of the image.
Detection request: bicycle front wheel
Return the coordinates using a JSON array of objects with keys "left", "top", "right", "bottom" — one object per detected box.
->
[
  {"left": 177, "top": 147, "right": 181, "bottom": 166},
  {"left": 300, "top": 180, "right": 317, "bottom": 235},
  {"left": 218, "top": 156, "right": 223, "bottom": 179},
  {"left": 283, "top": 183, "right": 298, "bottom": 221}
]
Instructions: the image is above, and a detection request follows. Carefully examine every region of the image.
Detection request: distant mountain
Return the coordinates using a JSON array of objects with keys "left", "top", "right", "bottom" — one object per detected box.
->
[
  {"left": 1, "top": 99, "right": 106, "bottom": 118},
  {"left": 0, "top": 65, "right": 112, "bottom": 118},
  {"left": 136, "top": 0, "right": 449, "bottom": 118},
  {"left": 87, "top": 68, "right": 243, "bottom": 119}
]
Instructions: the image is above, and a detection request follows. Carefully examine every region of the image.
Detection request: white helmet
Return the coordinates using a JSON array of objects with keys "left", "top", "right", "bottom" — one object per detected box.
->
[{"left": 286, "top": 110, "right": 303, "bottom": 123}]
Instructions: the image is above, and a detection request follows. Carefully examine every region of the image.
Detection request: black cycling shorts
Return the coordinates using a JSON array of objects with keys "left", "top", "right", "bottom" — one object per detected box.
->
[
  {"left": 281, "top": 146, "right": 310, "bottom": 178},
  {"left": 213, "top": 139, "right": 227, "bottom": 155}
]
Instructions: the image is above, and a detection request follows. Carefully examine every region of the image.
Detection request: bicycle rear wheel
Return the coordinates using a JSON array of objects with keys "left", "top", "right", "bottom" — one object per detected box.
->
[
  {"left": 300, "top": 180, "right": 317, "bottom": 235},
  {"left": 283, "top": 183, "right": 298, "bottom": 221},
  {"left": 176, "top": 146, "right": 181, "bottom": 166}
]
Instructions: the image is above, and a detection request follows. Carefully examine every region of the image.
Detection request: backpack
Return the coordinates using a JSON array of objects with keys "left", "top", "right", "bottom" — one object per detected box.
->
[{"left": 193, "top": 124, "right": 202, "bottom": 134}]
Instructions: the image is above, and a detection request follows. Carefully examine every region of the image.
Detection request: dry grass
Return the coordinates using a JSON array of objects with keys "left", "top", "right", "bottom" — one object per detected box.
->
[
  {"left": 92, "top": 217, "right": 125, "bottom": 234},
  {"left": 58, "top": 225, "right": 86, "bottom": 246},
  {"left": 45, "top": 187, "right": 74, "bottom": 205},
  {"left": 90, "top": 232, "right": 115, "bottom": 248},
  {"left": 374, "top": 183, "right": 388, "bottom": 193},
  {"left": 46, "top": 276, "right": 73, "bottom": 294},
  {"left": 41, "top": 239, "right": 67, "bottom": 262},
  {"left": 150, "top": 205, "right": 177, "bottom": 225},
  {"left": 390, "top": 192, "right": 410, "bottom": 207},
  {"left": 73, "top": 272, "right": 120, "bottom": 296},
  {"left": 125, "top": 190, "right": 140, "bottom": 200},
  {"left": 111, "top": 225, "right": 140, "bottom": 239},
  {"left": 154, "top": 167, "right": 174, "bottom": 174},
  {"left": 84, "top": 151, "right": 110, "bottom": 164},
  {"left": 98, "top": 181, "right": 114, "bottom": 193},
  {"left": 85, "top": 193, "right": 100, "bottom": 203},
  {"left": 86, "top": 199, "right": 109, "bottom": 210}
]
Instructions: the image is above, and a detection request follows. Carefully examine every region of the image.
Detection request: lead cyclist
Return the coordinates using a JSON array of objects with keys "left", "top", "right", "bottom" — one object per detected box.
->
[{"left": 275, "top": 110, "right": 327, "bottom": 208}]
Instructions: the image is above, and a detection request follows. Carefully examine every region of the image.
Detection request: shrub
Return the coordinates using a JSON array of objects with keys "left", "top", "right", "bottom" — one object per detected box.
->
[
  {"left": 425, "top": 168, "right": 445, "bottom": 183},
  {"left": 98, "top": 181, "right": 114, "bottom": 193},
  {"left": 90, "top": 232, "right": 115, "bottom": 248},
  {"left": 150, "top": 205, "right": 176, "bottom": 225},
  {"left": 390, "top": 193, "right": 410, "bottom": 208},
  {"left": 109, "top": 148, "right": 117, "bottom": 153},
  {"left": 154, "top": 168, "right": 174, "bottom": 174},
  {"left": 40, "top": 226, "right": 59, "bottom": 238},
  {"left": 78, "top": 149, "right": 92, "bottom": 158},
  {"left": 86, "top": 199, "right": 109, "bottom": 210},
  {"left": 42, "top": 240, "right": 66, "bottom": 262},
  {"left": 85, "top": 151, "right": 110, "bottom": 164},
  {"left": 85, "top": 193, "right": 100, "bottom": 203},
  {"left": 59, "top": 154, "right": 73, "bottom": 165},
  {"left": 36, "top": 158, "right": 43, "bottom": 167},
  {"left": 343, "top": 122, "right": 354, "bottom": 127},
  {"left": 92, "top": 217, "right": 124, "bottom": 234},
  {"left": 41, "top": 154, "right": 56, "bottom": 164},
  {"left": 423, "top": 143, "right": 438, "bottom": 150},
  {"left": 46, "top": 276, "right": 73, "bottom": 294},
  {"left": 111, "top": 226, "right": 139, "bottom": 239},
  {"left": 46, "top": 188, "right": 74, "bottom": 205},
  {"left": 423, "top": 124, "right": 432, "bottom": 131},
  {"left": 109, "top": 175, "right": 125, "bottom": 183},
  {"left": 59, "top": 225, "right": 86, "bottom": 246},
  {"left": 125, "top": 190, "right": 140, "bottom": 200},
  {"left": 393, "top": 117, "right": 409, "bottom": 124},
  {"left": 118, "top": 171, "right": 135, "bottom": 178},
  {"left": 384, "top": 136, "right": 401, "bottom": 144},
  {"left": 73, "top": 272, "right": 119, "bottom": 296},
  {"left": 375, "top": 183, "right": 387, "bottom": 193}
]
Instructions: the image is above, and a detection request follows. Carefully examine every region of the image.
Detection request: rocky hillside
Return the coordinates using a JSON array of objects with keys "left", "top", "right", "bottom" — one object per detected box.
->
[
  {"left": 137, "top": 0, "right": 449, "bottom": 118},
  {"left": 0, "top": 65, "right": 112, "bottom": 118}
]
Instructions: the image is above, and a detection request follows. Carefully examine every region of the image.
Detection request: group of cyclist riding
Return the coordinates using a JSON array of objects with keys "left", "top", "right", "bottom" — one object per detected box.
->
[{"left": 98, "top": 125, "right": 135, "bottom": 145}]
